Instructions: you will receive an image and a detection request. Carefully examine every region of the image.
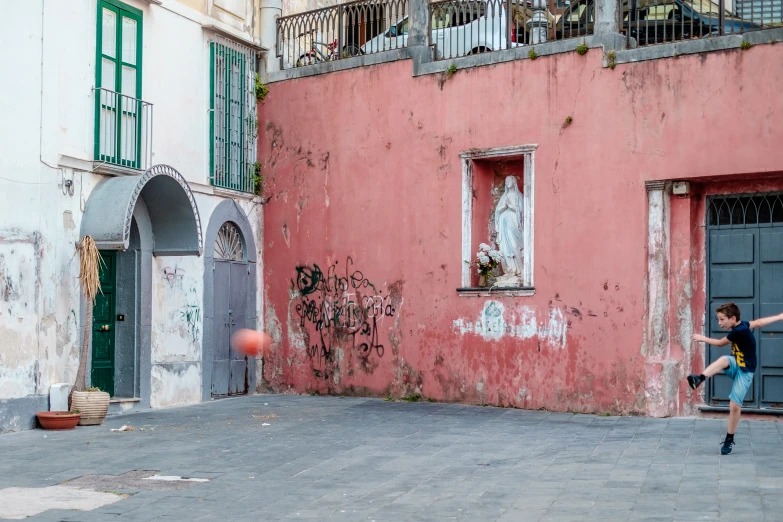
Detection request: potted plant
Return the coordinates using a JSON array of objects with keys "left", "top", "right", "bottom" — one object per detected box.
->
[
  {"left": 72, "top": 387, "right": 111, "bottom": 426},
  {"left": 37, "top": 410, "right": 81, "bottom": 430},
  {"left": 69, "top": 236, "right": 111, "bottom": 426},
  {"left": 472, "top": 243, "right": 502, "bottom": 287}
]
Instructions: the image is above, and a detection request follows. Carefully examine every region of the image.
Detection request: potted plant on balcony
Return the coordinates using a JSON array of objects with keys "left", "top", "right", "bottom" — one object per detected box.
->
[{"left": 69, "top": 236, "right": 111, "bottom": 426}]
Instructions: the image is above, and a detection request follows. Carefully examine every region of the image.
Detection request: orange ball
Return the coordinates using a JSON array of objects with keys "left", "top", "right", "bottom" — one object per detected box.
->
[{"left": 231, "top": 329, "right": 272, "bottom": 358}]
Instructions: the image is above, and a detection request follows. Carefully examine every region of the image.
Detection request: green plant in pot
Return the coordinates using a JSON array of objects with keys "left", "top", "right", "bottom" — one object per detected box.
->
[{"left": 70, "top": 236, "right": 111, "bottom": 426}]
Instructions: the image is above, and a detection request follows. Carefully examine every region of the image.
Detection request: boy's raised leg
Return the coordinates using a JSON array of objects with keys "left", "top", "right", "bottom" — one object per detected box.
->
[
  {"left": 702, "top": 356, "right": 731, "bottom": 378},
  {"left": 688, "top": 356, "right": 730, "bottom": 389}
]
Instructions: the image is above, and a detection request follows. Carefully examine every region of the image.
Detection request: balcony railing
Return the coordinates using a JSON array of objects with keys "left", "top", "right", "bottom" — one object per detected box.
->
[
  {"left": 93, "top": 88, "right": 152, "bottom": 171},
  {"left": 430, "top": 0, "right": 576, "bottom": 60},
  {"left": 622, "top": 0, "right": 781, "bottom": 47},
  {"left": 276, "top": 0, "right": 409, "bottom": 69}
]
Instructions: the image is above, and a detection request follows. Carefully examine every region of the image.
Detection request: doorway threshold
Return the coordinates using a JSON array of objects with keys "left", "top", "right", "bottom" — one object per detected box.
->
[
  {"left": 109, "top": 397, "right": 141, "bottom": 404},
  {"left": 699, "top": 405, "right": 783, "bottom": 416},
  {"left": 210, "top": 394, "right": 248, "bottom": 401}
]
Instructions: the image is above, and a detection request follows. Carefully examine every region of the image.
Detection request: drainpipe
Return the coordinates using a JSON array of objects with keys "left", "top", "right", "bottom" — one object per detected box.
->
[{"left": 259, "top": 0, "right": 282, "bottom": 73}]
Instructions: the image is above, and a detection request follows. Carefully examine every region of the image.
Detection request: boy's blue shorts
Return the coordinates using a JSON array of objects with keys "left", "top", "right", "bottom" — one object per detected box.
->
[{"left": 724, "top": 355, "right": 754, "bottom": 406}]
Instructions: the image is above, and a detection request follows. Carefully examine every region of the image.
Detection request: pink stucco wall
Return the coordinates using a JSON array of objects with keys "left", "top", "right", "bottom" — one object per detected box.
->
[{"left": 259, "top": 47, "right": 783, "bottom": 415}]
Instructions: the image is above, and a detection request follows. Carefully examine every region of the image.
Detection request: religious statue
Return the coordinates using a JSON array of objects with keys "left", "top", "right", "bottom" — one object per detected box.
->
[{"left": 493, "top": 176, "right": 524, "bottom": 287}]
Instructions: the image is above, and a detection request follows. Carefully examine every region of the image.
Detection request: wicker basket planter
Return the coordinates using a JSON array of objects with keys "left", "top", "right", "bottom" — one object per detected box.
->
[
  {"left": 37, "top": 411, "right": 81, "bottom": 430},
  {"left": 71, "top": 390, "right": 110, "bottom": 426}
]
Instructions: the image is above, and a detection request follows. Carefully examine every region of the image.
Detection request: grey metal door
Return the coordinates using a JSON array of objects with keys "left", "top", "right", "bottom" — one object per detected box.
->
[
  {"left": 707, "top": 194, "right": 783, "bottom": 408},
  {"left": 229, "top": 262, "right": 249, "bottom": 394},
  {"left": 212, "top": 260, "right": 232, "bottom": 396},
  {"left": 212, "top": 222, "right": 249, "bottom": 397}
]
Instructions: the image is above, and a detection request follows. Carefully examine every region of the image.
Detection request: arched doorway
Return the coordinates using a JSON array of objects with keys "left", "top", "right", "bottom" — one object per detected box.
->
[
  {"left": 202, "top": 200, "right": 258, "bottom": 400},
  {"left": 80, "top": 165, "right": 203, "bottom": 407},
  {"left": 213, "top": 222, "right": 250, "bottom": 396}
]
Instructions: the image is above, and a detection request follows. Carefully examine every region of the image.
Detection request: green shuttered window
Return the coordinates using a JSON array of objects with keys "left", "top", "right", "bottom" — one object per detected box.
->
[{"left": 210, "top": 37, "right": 258, "bottom": 194}]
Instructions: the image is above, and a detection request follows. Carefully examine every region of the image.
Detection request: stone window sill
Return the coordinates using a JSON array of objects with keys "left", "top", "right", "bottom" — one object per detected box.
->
[
  {"left": 457, "top": 287, "right": 535, "bottom": 297},
  {"left": 93, "top": 162, "right": 142, "bottom": 177},
  {"left": 109, "top": 397, "right": 141, "bottom": 404}
]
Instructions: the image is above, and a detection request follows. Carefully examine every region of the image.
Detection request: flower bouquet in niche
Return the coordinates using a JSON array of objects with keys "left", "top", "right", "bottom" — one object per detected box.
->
[{"left": 473, "top": 243, "right": 502, "bottom": 287}]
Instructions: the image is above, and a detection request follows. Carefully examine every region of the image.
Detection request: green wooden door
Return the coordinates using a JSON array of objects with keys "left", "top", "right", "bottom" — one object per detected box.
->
[{"left": 91, "top": 251, "right": 117, "bottom": 396}]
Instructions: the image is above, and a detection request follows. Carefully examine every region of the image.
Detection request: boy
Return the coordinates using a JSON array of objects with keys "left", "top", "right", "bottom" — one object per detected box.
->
[{"left": 688, "top": 302, "right": 783, "bottom": 455}]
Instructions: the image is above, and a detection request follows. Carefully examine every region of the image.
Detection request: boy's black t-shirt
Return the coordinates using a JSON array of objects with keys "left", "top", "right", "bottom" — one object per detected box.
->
[{"left": 727, "top": 320, "right": 757, "bottom": 373}]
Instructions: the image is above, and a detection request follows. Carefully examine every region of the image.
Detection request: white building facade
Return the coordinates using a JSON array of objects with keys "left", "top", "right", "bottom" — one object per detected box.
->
[{"left": 0, "top": 0, "right": 274, "bottom": 432}]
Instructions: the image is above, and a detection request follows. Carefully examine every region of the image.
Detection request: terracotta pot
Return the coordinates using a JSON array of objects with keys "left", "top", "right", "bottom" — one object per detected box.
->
[
  {"left": 37, "top": 411, "right": 81, "bottom": 430},
  {"left": 478, "top": 274, "right": 487, "bottom": 287},
  {"left": 71, "top": 391, "right": 110, "bottom": 426}
]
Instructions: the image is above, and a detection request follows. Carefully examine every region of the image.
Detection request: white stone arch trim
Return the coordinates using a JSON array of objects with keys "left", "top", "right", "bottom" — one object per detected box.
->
[{"left": 81, "top": 164, "right": 203, "bottom": 256}]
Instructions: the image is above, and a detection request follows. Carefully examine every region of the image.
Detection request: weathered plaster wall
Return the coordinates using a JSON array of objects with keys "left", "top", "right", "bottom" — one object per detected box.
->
[
  {"left": 281, "top": 0, "right": 336, "bottom": 16},
  {"left": 151, "top": 254, "right": 205, "bottom": 408},
  {"left": 259, "top": 46, "right": 783, "bottom": 415},
  {"left": 0, "top": 1, "right": 266, "bottom": 432}
]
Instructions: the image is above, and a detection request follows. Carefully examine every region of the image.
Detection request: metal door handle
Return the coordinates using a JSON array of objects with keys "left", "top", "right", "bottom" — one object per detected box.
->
[{"left": 102, "top": 325, "right": 110, "bottom": 331}]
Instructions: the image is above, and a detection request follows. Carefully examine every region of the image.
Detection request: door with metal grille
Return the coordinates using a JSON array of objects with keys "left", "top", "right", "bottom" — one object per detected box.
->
[
  {"left": 211, "top": 223, "right": 250, "bottom": 397},
  {"left": 707, "top": 194, "right": 783, "bottom": 408}
]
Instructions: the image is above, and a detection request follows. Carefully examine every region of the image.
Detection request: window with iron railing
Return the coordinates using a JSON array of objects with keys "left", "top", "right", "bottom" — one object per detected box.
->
[
  {"left": 95, "top": 0, "right": 151, "bottom": 171},
  {"left": 210, "top": 37, "right": 258, "bottom": 194}
]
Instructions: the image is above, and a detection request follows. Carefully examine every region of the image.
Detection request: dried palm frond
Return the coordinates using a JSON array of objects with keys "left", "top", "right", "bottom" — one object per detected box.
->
[
  {"left": 78, "top": 236, "right": 104, "bottom": 302},
  {"left": 72, "top": 236, "right": 105, "bottom": 397}
]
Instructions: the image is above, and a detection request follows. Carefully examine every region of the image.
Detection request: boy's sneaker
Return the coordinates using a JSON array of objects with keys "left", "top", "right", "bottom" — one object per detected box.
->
[
  {"left": 687, "top": 374, "right": 705, "bottom": 390},
  {"left": 720, "top": 438, "right": 735, "bottom": 455}
]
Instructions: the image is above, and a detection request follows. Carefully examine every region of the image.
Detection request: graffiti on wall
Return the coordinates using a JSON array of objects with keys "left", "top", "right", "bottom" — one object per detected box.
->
[
  {"left": 452, "top": 301, "right": 568, "bottom": 349},
  {"left": 292, "top": 257, "right": 400, "bottom": 379},
  {"left": 162, "top": 266, "right": 185, "bottom": 289},
  {"left": 180, "top": 304, "right": 201, "bottom": 344}
]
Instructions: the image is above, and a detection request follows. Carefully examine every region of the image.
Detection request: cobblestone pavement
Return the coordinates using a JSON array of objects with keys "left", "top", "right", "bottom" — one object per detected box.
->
[{"left": 2, "top": 394, "right": 783, "bottom": 521}]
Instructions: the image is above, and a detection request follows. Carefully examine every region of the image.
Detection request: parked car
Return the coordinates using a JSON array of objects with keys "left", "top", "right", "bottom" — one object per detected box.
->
[
  {"left": 360, "top": 1, "right": 555, "bottom": 58},
  {"left": 554, "top": 0, "right": 761, "bottom": 43}
]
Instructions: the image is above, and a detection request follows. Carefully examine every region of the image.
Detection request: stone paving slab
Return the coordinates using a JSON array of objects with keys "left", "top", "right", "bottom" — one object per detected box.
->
[{"left": 1, "top": 394, "right": 782, "bottom": 521}]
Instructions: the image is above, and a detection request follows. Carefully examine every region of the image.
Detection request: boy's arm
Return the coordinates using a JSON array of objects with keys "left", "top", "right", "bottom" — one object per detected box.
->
[
  {"left": 749, "top": 312, "right": 783, "bottom": 330},
  {"left": 692, "top": 334, "right": 730, "bottom": 347}
]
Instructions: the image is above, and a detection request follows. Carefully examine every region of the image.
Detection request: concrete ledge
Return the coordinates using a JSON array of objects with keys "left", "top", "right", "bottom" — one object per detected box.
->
[
  {"left": 108, "top": 398, "right": 145, "bottom": 417},
  {"left": 417, "top": 36, "right": 599, "bottom": 76},
  {"left": 616, "top": 27, "right": 783, "bottom": 65},
  {"left": 264, "top": 29, "right": 783, "bottom": 83},
  {"left": 212, "top": 186, "right": 260, "bottom": 201},
  {"left": 267, "top": 48, "right": 413, "bottom": 83},
  {"left": 201, "top": 20, "right": 267, "bottom": 51},
  {"left": 699, "top": 405, "right": 783, "bottom": 415},
  {"left": 457, "top": 287, "right": 536, "bottom": 297},
  {"left": 94, "top": 162, "right": 143, "bottom": 177},
  {"left": 0, "top": 395, "right": 49, "bottom": 434}
]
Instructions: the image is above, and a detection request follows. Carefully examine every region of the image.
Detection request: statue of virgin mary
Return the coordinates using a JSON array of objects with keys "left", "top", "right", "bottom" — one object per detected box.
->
[{"left": 494, "top": 176, "right": 524, "bottom": 286}]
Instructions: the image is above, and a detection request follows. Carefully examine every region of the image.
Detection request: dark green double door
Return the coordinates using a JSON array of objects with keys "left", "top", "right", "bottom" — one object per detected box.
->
[
  {"left": 707, "top": 194, "right": 783, "bottom": 408},
  {"left": 91, "top": 251, "right": 116, "bottom": 396}
]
